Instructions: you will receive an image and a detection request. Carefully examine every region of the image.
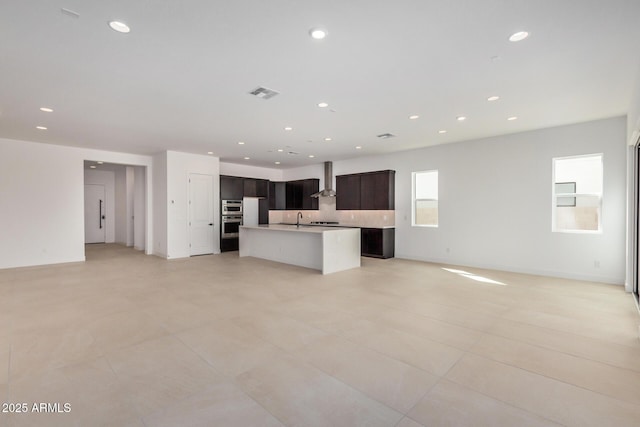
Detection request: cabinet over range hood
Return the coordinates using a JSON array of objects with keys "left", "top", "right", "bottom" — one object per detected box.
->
[{"left": 311, "top": 161, "right": 337, "bottom": 198}]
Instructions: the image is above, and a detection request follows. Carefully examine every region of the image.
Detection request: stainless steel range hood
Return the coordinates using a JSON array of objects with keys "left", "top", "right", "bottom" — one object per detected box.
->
[{"left": 311, "top": 161, "right": 337, "bottom": 198}]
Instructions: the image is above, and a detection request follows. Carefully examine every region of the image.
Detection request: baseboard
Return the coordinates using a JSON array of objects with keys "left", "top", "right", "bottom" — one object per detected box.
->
[{"left": 395, "top": 253, "right": 624, "bottom": 285}]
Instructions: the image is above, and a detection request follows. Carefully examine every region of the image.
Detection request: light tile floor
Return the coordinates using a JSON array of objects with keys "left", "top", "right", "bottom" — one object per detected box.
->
[{"left": 0, "top": 244, "right": 639, "bottom": 426}]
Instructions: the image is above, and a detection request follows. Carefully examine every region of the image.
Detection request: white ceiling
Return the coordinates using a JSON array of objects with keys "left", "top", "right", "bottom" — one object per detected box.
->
[{"left": 1, "top": 0, "right": 639, "bottom": 168}]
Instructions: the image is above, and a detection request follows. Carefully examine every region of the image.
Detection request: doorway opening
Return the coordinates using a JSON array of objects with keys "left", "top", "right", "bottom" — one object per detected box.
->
[{"left": 83, "top": 161, "right": 146, "bottom": 252}]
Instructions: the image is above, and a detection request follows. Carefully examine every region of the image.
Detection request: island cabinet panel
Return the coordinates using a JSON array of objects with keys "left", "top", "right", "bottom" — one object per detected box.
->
[
  {"left": 244, "top": 178, "right": 269, "bottom": 198},
  {"left": 336, "top": 170, "right": 394, "bottom": 210},
  {"left": 361, "top": 228, "right": 395, "bottom": 259},
  {"left": 220, "top": 175, "right": 244, "bottom": 200},
  {"left": 336, "top": 174, "right": 361, "bottom": 210}
]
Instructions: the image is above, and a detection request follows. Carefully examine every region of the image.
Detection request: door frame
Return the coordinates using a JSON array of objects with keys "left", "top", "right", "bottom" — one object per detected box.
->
[
  {"left": 629, "top": 137, "right": 640, "bottom": 306},
  {"left": 188, "top": 173, "right": 215, "bottom": 256}
]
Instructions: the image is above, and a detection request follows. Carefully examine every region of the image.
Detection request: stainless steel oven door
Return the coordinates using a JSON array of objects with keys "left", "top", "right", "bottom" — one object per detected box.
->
[
  {"left": 222, "top": 200, "right": 243, "bottom": 215},
  {"left": 221, "top": 215, "right": 242, "bottom": 238}
]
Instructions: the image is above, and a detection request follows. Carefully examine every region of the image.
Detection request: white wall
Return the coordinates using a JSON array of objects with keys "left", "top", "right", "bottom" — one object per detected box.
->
[
  {"left": 0, "top": 137, "right": 153, "bottom": 269},
  {"left": 284, "top": 117, "right": 627, "bottom": 284},
  {"left": 114, "top": 166, "right": 127, "bottom": 245},
  {"left": 220, "top": 162, "right": 283, "bottom": 181},
  {"left": 126, "top": 167, "right": 135, "bottom": 246},
  {"left": 152, "top": 151, "right": 168, "bottom": 258},
  {"left": 0, "top": 139, "right": 85, "bottom": 268},
  {"left": 628, "top": 66, "right": 640, "bottom": 145},
  {"left": 282, "top": 164, "right": 325, "bottom": 187},
  {"left": 166, "top": 151, "right": 220, "bottom": 259},
  {"left": 134, "top": 166, "right": 146, "bottom": 251}
]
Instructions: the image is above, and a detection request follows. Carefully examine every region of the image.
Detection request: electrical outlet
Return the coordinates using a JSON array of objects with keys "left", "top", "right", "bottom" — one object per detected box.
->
[
  {"left": 446, "top": 247, "right": 450, "bottom": 254},
  {"left": 594, "top": 260, "right": 600, "bottom": 268}
]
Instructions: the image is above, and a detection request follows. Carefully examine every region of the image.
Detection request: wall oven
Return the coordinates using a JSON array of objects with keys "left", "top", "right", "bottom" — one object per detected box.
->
[
  {"left": 222, "top": 200, "right": 243, "bottom": 215},
  {"left": 221, "top": 215, "right": 243, "bottom": 238}
]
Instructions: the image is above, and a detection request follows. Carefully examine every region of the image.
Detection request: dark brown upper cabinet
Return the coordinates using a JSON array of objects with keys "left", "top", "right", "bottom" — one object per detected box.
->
[
  {"left": 243, "top": 178, "right": 268, "bottom": 198},
  {"left": 220, "top": 175, "right": 244, "bottom": 200},
  {"left": 269, "top": 181, "right": 286, "bottom": 210},
  {"left": 336, "top": 174, "right": 361, "bottom": 210},
  {"left": 361, "top": 170, "right": 395, "bottom": 210},
  {"left": 271, "top": 179, "right": 319, "bottom": 210},
  {"left": 336, "top": 170, "right": 395, "bottom": 210}
]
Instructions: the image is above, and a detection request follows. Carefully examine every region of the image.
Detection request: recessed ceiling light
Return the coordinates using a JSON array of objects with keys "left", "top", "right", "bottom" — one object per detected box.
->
[
  {"left": 438, "top": 130, "right": 447, "bottom": 134},
  {"left": 275, "top": 161, "right": 281, "bottom": 165},
  {"left": 90, "top": 165, "right": 96, "bottom": 169},
  {"left": 238, "top": 141, "right": 245, "bottom": 145},
  {"left": 277, "top": 148, "right": 284, "bottom": 152},
  {"left": 318, "top": 102, "right": 329, "bottom": 108},
  {"left": 40, "top": 107, "right": 53, "bottom": 112},
  {"left": 36, "top": 126, "right": 47, "bottom": 130},
  {"left": 308, "top": 155, "right": 315, "bottom": 158},
  {"left": 324, "top": 137, "right": 332, "bottom": 142},
  {"left": 507, "top": 116, "right": 518, "bottom": 121},
  {"left": 487, "top": 96, "right": 500, "bottom": 102},
  {"left": 309, "top": 28, "right": 327, "bottom": 40},
  {"left": 355, "top": 146, "right": 362, "bottom": 150},
  {"left": 409, "top": 115, "right": 420, "bottom": 120},
  {"left": 97, "top": 161, "right": 104, "bottom": 164},
  {"left": 456, "top": 116, "right": 466, "bottom": 121},
  {"left": 509, "top": 31, "right": 529, "bottom": 42},
  {"left": 284, "top": 127, "right": 293, "bottom": 131},
  {"left": 207, "top": 151, "right": 214, "bottom": 155},
  {"left": 109, "top": 20, "right": 130, "bottom": 33},
  {"left": 244, "top": 157, "right": 250, "bottom": 160}
]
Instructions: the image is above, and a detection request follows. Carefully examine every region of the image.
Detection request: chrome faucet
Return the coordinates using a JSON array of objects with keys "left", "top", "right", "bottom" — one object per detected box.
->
[{"left": 296, "top": 211, "right": 303, "bottom": 227}]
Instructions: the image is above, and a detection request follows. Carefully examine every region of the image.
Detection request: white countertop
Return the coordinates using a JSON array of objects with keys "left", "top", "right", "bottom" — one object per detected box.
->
[
  {"left": 239, "top": 224, "right": 361, "bottom": 274},
  {"left": 240, "top": 224, "right": 354, "bottom": 234},
  {"left": 276, "top": 223, "right": 395, "bottom": 229}
]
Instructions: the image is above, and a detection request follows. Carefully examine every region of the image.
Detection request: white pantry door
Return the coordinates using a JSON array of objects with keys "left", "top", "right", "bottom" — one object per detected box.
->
[
  {"left": 189, "top": 174, "right": 214, "bottom": 255},
  {"left": 84, "top": 184, "right": 106, "bottom": 243}
]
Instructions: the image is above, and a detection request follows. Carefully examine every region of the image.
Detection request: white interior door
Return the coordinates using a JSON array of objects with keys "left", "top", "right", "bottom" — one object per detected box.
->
[
  {"left": 84, "top": 184, "right": 106, "bottom": 243},
  {"left": 189, "top": 174, "right": 214, "bottom": 255}
]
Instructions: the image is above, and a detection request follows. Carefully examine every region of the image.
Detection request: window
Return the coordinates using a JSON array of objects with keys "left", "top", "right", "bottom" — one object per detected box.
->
[
  {"left": 413, "top": 170, "right": 438, "bottom": 227},
  {"left": 552, "top": 154, "right": 602, "bottom": 232}
]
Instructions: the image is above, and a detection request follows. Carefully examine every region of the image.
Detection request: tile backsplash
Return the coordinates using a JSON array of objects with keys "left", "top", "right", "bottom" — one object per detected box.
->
[{"left": 268, "top": 197, "right": 395, "bottom": 228}]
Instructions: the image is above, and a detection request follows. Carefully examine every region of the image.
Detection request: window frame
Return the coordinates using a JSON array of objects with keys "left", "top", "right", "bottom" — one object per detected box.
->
[
  {"left": 551, "top": 153, "right": 603, "bottom": 234},
  {"left": 412, "top": 169, "right": 439, "bottom": 228}
]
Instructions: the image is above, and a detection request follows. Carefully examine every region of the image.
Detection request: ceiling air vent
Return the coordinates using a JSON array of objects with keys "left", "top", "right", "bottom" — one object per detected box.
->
[
  {"left": 249, "top": 86, "right": 279, "bottom": 100},
  {"left": 377, "top": 133, "right": 396, "bottom": 139}
]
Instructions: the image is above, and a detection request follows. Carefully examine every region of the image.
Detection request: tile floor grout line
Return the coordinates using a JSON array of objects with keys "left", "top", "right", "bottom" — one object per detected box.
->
[
  {"left": 3, "top": 244, "right": 639, "bottom": 426},
  {"left": 289, "top": 342, "right": 427, "bottom": 417},
  {"left": 480, "top": 321, "right": 640, "bottom": 374},
  {"left": 452, "top": 352, "right": 640, "bottom": 416},
  {"left": 168, "top": 328, "right": 292, "bottom": 426}
]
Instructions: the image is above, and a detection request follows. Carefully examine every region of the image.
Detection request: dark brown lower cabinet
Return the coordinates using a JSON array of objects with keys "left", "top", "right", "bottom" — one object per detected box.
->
[
  {"left": 220, "top": 238, "right": 239, "bottom": 252},
  {"left": 361, "top": 228, "right": 395, "bottom": 259}
]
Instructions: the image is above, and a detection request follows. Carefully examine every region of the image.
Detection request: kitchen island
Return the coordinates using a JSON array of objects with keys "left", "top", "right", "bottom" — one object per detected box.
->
[{"left": 239, "top": 224, "right": 361, "bottom": 274}]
